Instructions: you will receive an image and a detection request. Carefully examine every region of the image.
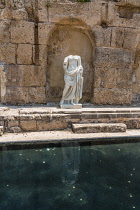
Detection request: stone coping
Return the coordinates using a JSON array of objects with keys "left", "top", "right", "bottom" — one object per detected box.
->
[
  {"left": 1, "top": 105, "right": 140, "bottom": 132},
  {"left": 0, "top": 130, "right": 140, "bottom": 149},
  {"left": 1, "top": 105, "right": 140, "bottom": 116}
]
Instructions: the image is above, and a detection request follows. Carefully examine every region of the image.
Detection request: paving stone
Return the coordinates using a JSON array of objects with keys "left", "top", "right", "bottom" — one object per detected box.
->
[{"left": 20, "top": 120, "right": 37, "bottom": 131}]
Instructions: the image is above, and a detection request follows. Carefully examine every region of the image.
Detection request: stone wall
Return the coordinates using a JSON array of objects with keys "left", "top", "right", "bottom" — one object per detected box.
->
[{"left": 0, "top": 0, "right": 140, "bottom": 105}]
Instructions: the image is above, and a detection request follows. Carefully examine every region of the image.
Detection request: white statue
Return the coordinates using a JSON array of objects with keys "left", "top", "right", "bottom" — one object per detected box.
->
[{"left": 60, "top": 55, "right": 83, "bottom": 109}]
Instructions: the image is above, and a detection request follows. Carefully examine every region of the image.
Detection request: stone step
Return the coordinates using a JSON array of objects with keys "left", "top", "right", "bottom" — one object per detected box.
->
[
  {"left": 0, "top": 126, "right": 4, "bottom": 136},
  {"left": 72, "top": 123, "right": 127, "bottom": 133}
]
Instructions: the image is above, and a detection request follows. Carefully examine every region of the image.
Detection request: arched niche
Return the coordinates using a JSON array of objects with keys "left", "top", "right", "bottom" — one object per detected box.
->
[{"left": 46, "top": 18, "right": 94, "bottom": 103}]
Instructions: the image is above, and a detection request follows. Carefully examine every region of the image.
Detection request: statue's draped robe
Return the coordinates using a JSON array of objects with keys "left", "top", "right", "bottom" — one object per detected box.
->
[{"left": 61, "top": 55, "right": 83, "bottom": 103}]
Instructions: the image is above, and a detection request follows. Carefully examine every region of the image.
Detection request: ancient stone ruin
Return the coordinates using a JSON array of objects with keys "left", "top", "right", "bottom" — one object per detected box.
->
[{"left": 0, "top": 0, "right": 140, "bottom": 105}]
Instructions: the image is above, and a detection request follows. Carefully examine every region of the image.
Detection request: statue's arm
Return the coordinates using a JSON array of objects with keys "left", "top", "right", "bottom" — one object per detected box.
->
[
  {"left": 63, "top": 57, "right": 68, "bottom": 71},
  {"left": 77, "top": 56, "right": 83, "bottom": 73},
  {"left": 77, "top": 56, "right": 81, "bottom": 67}
]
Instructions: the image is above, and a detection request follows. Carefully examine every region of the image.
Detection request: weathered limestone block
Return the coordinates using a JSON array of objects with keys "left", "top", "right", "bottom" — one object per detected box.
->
[
  {"left": 72, "top": 123, "right": 127, "bottom": 133},
  {"left": 48, "top": 2, "right": 101, "bottom": 26},
  {"left": 0, "top": 8, "right": 13, "bottom": 20},
  {"left": 0, "top": 0, "right": 6, "bottom": 9},
  {"left": 6, "top": 64, "right": 20, "bottom": 87},
  {"left": 25, "top": 0, "right": 40, "bottom": 22},
  {"left": 20, "top": 120, "right": 37, "bottom": 131},
  {"left": 11, "top": 21, "right": 35, "bottom": 44},
  {"left": 38, "top": 23, "right": 55, "bottom": 45},
  {"left": 94, "top": 47, "right": 133, "bottom": 68},
  {"left": 123, "top": 28, "right": 140, "bottom": 49},
  {"left": 133, "top": 13, "right": 140, "bottom": 22},
  {"left": 6, "top": 65, "right": 46, "bottom": 87},
  {"left": 0, "top": 20, "right": 11, "bottom": 43},
  {"left": 0, "top": 121, "right": 4, "bottom": 126},
  {"left": 5, "top": 87, "right": 29, "bottom": 104},
  {"left": 11, "top": 0, "right": 25, "bottom": 10},
  {"left": 28, "top": 87, "right": 46, "bottom": 103},
  {"left": 37, "top": 120, "right": 67, "bottom": 131},
  {"left": 17, "top": 44, "right": 33, "bottom": 64},
  {"left": 132, "top": 94, "right": 140, "bottom": 104},
  {"left": 0, "top": 43, "right": 16, "bottom": 64},
  {"left": 94, "top": 67, "right": 132, "bottom": 89},
  {"left": 0, "top": 0, "right": 28, "bottom": 21},
  {"left": 93, "top": 88, "right": 132, "bottom": 105},
  {"left": 115, "top": 0, "right": 140, "bottom": 7},
  {"left": 5, "top": 65, "right": 46, "bottom": 104},
  {"left": 110, "top": 17, "right": 140, "bottom": 29},
  {"left": 116, "top": 3, "right": 140, "bottom": 20},
  {"left": 111, "top": 27, "right": 124, "bottom": 48},
  {"left": 38, "top": 0, "right": 54, "bottom": 9},
  {"left": 125, "top": 119, "right": 140, "bottom": 129},
  {"left": 12, "top": 9, "right": 28, "bottom": 20},
  {"left": 92, "top": 26, "right": 112, "bottom": 48},
  {"left": 19, "top": 65, "right": 46, "bottom": 87},
  {"left": 38, "top": 8, "right": 48, "bottom": 22},
  {"left": 111, "top": 27, "right": 139, "bottom": 49},
  {"left": 8, "top": 119, "right": 19, "bottom": 127},
  {"left": 108, "top": 1, "right": 140, "bottom": 28}
]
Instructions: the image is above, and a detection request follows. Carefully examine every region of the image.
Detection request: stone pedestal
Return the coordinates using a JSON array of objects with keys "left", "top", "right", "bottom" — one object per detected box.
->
[{"left": 61, "top": 104, "right": 82, "bottom": 109}]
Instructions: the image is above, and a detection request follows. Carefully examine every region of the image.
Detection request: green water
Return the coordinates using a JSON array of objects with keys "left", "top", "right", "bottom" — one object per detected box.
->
[{"left": 0, "top": 142, "right": 140, "bottom": 210}]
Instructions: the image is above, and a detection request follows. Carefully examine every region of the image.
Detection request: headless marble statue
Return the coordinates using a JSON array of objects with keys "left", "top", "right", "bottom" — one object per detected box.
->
[{"left": 60, "top": 55, "right": 83, "bottom": 109}]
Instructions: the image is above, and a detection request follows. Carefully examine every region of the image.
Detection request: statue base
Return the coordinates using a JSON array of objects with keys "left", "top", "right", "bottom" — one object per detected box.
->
[{"left": 61, "top": 104, "right": 82, "bottom": 109}]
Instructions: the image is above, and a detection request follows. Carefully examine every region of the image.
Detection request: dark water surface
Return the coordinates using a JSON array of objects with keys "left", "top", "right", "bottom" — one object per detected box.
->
[{"left": 0, "top": 142, "right": 140, "bottom": 210}]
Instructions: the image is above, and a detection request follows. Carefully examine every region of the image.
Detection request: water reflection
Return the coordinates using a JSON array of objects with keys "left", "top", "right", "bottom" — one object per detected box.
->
[
  {"left": 61, "top": 142, "right": 80, "bottom": 186},
  {"left": 0, "top": 143, "right": 140, "bottom": 210}
]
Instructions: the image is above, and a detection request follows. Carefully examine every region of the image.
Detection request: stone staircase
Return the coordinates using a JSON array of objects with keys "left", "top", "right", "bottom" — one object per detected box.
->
[{"left": 1, "top": 106, "right": 140, "bottom": 133}]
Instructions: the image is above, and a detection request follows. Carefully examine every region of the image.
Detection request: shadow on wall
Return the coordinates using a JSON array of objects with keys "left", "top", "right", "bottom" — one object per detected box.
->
[{"left": 132, "top": 41, "right": 140, "bottom": 103}]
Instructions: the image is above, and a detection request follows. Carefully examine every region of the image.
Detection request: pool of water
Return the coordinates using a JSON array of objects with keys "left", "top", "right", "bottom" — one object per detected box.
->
[{"left": 0, "top": 142, "right": 140, "bottom": 210}]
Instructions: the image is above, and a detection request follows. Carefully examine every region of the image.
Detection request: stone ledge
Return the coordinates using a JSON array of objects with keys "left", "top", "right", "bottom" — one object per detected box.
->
[
  {"left": 72, "top": 123, "right": 127, "bottom": 133},
  {"left": 1, "top": 106, "right": 140, "bottom": 132}
]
